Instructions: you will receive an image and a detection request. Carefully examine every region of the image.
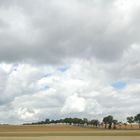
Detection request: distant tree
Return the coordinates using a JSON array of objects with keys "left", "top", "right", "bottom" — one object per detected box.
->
[
  {"left": 90, "top": 120, "right": 100, "bottom": 128},
  {"left": 103, "top": 115, "right": 113, "bottom": 129},
  {"left": 95, "top": 120, "right": 100, "bottom": 128},
  {"left": 107, "top": 115, "right": 113, "bottom": 129},
  {"left": 118, "top": 122, "right": 122, "bottom": 129},
  {"left": 124, "top": 123, "right": 127, "bottom": 129},
  {"left": 127, "top": 116, "right": 134, "bottom": 128},
  {"left": 59, "top": 119, "right": 64, "bottom": 123},
  {"left": 112, "top": 120, "right": 118, "bottom": 129},
  {"left": 100, "top": 122, "right": 104, "bottom": 128},
  {"left": 83, "top": 118, "right": 88, "bottom": 125},
  {"left": 73, "top": 118, "right": 83, "bottom": 126},
  {"left": 134, "top": 113, "right": 140, "bottom": 129},
  {"left": 45, "top": 119, "right": 50, "bottom": 124},
  {"left": 50, "top": 119, "right": 55, "bottom": 124},
  {"left": 103, "top": 117, "right": 108, "bottom": 129},
  {"left": 64, "top": 118, "right": 73, "bottom": 125}
]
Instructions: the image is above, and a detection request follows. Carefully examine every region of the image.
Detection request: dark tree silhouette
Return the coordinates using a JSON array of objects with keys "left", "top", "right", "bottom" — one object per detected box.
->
[
  {"left": 103, "top": 115, "right": 113, "bottom": 129},
  {"left": 112, "top": 119, "right": 118, "bottom": 129},
  {"left": 135, "top": 113, "right": 140, "bottom": 129},
  {"left": 45, "top": 118, "right": 50, "bottom": 124},
  {"left": 127, "top": 116, "right": 134, "bottom": 128},
  {"left": 90, "top": 120, "right": 99, "bottom": 128},
  {"left": 103, "top": 117, "right": 108, "bottom": 129}
]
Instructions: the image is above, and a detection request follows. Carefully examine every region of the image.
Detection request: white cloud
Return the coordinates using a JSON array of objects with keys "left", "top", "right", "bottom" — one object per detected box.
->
[
  {"left": 0, "top": 59, "right": 139, "bottom": 123},
  {"left": 16, "top": 107, "right": 37, "bottom": 120},
  {"left": 0, "top": 0, "right": 140, "bottom": 123},
  {"left": 61, "top": 94, "right": 86, "bottom": 113}
]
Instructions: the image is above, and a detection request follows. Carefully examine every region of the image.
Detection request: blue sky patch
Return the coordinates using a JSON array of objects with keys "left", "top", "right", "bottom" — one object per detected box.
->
[
  {"left": 112, "top": 81, "right": 126, "bottom": 89},
  {"left": 58, "top": 66, "right": 69, "bottom": 72},
  {"left": 44, "top": 85, "right": 50, "bottom": 90}
]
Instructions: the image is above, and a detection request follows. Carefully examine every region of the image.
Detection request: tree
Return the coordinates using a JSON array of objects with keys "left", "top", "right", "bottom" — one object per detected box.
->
[
  {"left": 103, "top": 115, "right": 113, "bottom": 129},
  {"left": 63, "top": 118, "right": 73, "bottom": 125},
  {"left": 112, "top": 120, "right": 118, "bottom": 129},
  {"left": 103, "top": 117, "right": 108, "bottom": 129},
  {"left": 50, "top": 119, "right": 55, "bottom": 124},
  {"left": 90, "top": 120, "right": 99, "bottom": 128},
  {"left": 45, "top": 118, "right": 50, "bottom": 124},
  {"left": 118, "top": 122, "right": 122, "bottom": 129},
  {"left": 135, "top": 113, "right": 140, "bottom": 129},
  {"left": 83, "top": 118, "right": 88, "bottom": 125},
  {"left": 124, "top": 123, "right": 127, "bottom": 129},
  {"left": 94, "top": 120, "right": 100, "bottom": 128},
  {"left": 107, "top": 115, "right": 113, "bottom": 129},
  {"left": 127, "top": 116, "right": 134, "bottom": 128}
]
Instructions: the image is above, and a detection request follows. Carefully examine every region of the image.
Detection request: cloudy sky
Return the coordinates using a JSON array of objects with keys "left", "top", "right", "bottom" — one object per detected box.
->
[{"left": 0, "top": 0, "right": 140, "bottom": 124}]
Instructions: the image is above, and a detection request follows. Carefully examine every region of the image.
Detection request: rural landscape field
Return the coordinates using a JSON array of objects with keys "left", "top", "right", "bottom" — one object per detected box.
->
[
  {"left": 1, "top": 0, "right": 140, "bottom": 140},
  {"left": 0, "top": 124, "right": 140, "bottom": 140}
]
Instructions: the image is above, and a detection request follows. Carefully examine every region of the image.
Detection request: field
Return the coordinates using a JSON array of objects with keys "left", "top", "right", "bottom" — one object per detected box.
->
[{"left": 0, "top": 124, "right": 140, "bottom": 140}]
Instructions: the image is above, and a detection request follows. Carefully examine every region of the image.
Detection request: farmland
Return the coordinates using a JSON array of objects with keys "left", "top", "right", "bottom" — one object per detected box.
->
[{"left": 0, "top": 124, "right": 140, "bottom": 140}]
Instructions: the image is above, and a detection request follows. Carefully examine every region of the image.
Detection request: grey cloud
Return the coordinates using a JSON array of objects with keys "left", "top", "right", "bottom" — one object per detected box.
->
[
  {"left": 0, "top": 0, "right": 140, "bottom": 63},
  {"left": 0, "top": 0, "right": 140, "bottom": 123}
]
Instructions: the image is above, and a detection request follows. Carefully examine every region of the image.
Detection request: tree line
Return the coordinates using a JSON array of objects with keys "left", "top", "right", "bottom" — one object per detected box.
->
[
  {"left": 29, "top": 118, "right": 99, "bottom": 127},
  {"left": 103, "top": 114, "right": 140, "bottom": 129},
  {"left": 24, "top": 113, "right": 140, "bottom": 129}
]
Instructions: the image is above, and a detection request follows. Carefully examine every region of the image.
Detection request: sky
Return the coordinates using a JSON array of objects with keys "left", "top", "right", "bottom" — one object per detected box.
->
[{"left": 0, "top": 0, "right": 140, "bottom": 124}]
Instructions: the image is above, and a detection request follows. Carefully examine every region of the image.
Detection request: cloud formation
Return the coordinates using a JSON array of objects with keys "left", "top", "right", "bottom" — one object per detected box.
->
[
  {"left": 0, "top": 0, "right": 140, "bottom": 123},
  {"left": 0, "top": 0, "right": 140, "bottom": 63}
]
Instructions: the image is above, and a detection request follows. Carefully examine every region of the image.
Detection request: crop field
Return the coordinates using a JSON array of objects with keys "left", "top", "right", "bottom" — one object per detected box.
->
[{"left": 0, "top": 124, "right": 140, "bottom": 140}]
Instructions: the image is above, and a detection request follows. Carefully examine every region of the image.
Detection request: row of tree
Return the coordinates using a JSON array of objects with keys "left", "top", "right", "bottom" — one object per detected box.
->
[
  {"left": 30, "top": 117, "right": 100, "bottom": 127},
  {"left": 25, "top": 113, "right": 140, "bottom": 129},
  {"left": 127, "top": 114, "right": 140, "bottom": 128},
  {"left": 103, "top": 114, "right": 140, "bottom": 129}
]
